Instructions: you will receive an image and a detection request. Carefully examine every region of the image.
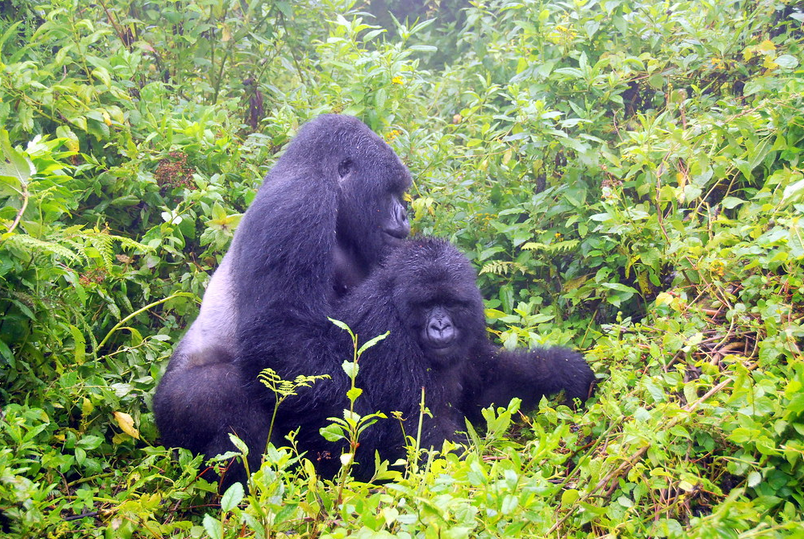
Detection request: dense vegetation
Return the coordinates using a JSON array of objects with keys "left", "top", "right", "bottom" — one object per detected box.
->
[{"left": 1, "top": 0, "right": 803, "bottom": 536}]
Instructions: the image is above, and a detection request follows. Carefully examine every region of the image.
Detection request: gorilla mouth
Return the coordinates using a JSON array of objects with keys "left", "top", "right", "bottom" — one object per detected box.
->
[
  {"left": 384, "top": 228, "right": 408, "bottom": 240},
  {"left": 427, "top": 340, "right": 457, "bottom": 357},
  {"left": 383, "top": 231, "right": 408, "bottom": 250}
]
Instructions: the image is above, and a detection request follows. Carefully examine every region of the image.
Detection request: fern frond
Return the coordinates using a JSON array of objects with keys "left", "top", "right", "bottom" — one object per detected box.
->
[
  {"left": 4, "top": 234, "right": 80, "bottom": 262},
  {"left": 521, "top": 241, "right": 548, "bottom": 251},
  {"left": 68, "top": 227, "right": 150, "bottom": 271},
  {"left": 3, "top": 226, "right": 151, "bottom": 271},
  {"left": 60, "top": 237, "right": 91, "bottom": 265},
  {"left": 553, "top": 239, "right": 579, "bottom": 252},
  {"left": 479, "top": 260, "right": 528, "bottom": 276},
  {"left": 521, "top": 239, "right": 579, "bottom": 254},
  {"left": 83, "top": 230, "right": 117, "bottom": 271}
]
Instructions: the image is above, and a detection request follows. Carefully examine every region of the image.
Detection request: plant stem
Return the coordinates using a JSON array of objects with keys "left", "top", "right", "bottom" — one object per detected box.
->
[{"left": 96, "top": 292, "right": 196, "bottom": 353}]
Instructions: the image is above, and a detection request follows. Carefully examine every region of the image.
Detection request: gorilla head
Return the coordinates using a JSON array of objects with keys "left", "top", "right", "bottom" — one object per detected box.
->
[
  {"left": 265, "top": 115, "right": 412, "bottom": 295},
  {"left": 386, "top": 239, "right": 487, "bottom": 369},
  {"left": 332, "top": 126, "right": 411, "bottom": 271},
  {"left": 228, "top": 115, "right": 414, "bottom": 319}
]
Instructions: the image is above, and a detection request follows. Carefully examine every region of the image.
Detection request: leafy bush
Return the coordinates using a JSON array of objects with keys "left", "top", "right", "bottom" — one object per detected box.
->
[{"left": 1, "top": 0, "right": 803, "bottom": 536}]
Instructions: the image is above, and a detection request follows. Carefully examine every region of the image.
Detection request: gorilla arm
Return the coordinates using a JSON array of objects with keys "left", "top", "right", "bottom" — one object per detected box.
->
[{"left": 464, "top": 346, "right": 595, "bottom": 423}]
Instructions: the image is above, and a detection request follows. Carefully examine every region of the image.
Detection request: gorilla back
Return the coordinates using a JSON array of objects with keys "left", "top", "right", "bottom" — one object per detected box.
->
[{"left": 153, "top": 115, "right": 412, "bottom": 485}]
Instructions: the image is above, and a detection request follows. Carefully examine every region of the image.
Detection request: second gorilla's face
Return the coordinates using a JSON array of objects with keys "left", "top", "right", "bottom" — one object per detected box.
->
[
  {"left": 416, "top": 302, "right": 467, "bottom": 368},
  {"left": 390, "top": 240, "right": 489, "bottom": 370}
]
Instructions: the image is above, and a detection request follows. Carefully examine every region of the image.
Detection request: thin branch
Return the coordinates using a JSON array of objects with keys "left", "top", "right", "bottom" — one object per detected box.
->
[
  {"left": 95, "top": 292, "right": 197, "bottom": 353},
  {"left": 4, "top": 183, "right": 29, "bottom": 236}
]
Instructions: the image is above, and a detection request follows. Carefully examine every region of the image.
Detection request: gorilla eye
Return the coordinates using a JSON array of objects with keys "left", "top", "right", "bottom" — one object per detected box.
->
[{"left": 338, "top": 158, "right": 353, "bottom": 179}]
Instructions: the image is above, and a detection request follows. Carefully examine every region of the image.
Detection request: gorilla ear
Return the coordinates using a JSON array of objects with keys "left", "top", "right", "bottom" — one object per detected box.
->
[{"left": 338, "top": 158, "right": 353, "bottom": 180}]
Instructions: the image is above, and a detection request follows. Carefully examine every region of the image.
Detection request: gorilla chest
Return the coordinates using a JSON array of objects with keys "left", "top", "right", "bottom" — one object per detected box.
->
[{"left": 358, "top": 362, "right": 462, "bottom": 416}]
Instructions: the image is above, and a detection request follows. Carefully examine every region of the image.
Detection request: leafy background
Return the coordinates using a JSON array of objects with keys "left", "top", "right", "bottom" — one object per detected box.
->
[{"left": 1, "top": 0, "right": 803, "bottom": 537}]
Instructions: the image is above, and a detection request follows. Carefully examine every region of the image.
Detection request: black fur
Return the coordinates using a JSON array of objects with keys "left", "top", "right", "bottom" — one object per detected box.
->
[
  {"left": 343, "top": 237, "right": 595, "bottom": 477},
  {"left": 153, "top": 115, "right": 412, "bottom": 484},
  {"left": 253, "top": 237, "right": 595, "bottom": 480}
]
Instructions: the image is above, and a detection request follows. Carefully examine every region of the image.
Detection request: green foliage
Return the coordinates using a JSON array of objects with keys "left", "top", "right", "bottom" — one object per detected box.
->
[
  {"left": 323, "top": 319, "right": 390, "bottom": 488},
  {"left": 1, "top": 0, "right": 803, "bottom": 536},
  {"left": 259, "top": 367, "right": 330, "bottom": 450}
]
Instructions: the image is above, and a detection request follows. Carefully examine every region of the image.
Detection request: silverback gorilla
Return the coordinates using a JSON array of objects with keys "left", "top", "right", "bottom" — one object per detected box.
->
[
  {"left": 153, "top": 115, "right": 412, "bottom": 484},
  {"left": 279, "top": 237, "right": 596, "bottom": 479}
]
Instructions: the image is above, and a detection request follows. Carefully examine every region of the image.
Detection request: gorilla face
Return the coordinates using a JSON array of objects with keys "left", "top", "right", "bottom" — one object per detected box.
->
[
  {"left": 410, "top": 298, "right": 485, "bottom": 369},
  {"left": 333, "top": 137, "right": 411, "bottom": 295},
  {"left": 385, "top": 239, "right": 488, "bottom": 369},
  {"left": 423, "top": 305, "right": 457, "bottom": 353},
  {"left": 337, "top": 157, "right": 410, "bottom": 249}
]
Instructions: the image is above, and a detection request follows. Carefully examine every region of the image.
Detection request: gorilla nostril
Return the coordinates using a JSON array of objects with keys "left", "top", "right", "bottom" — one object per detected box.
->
[
  {"left": 385, "top": 198, "right": 410, "bottom": 239},
  {"left": 427, "top": 319, "right": 455, "bottom": 346}
]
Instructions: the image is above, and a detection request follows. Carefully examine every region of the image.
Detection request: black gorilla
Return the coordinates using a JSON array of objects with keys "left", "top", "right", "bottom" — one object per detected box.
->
[
  {"left": 256, "top": 237, "right": 595, "bottom": 480},
  {"left": 153, "top": 115, "right": 412, "bottom": 483}
]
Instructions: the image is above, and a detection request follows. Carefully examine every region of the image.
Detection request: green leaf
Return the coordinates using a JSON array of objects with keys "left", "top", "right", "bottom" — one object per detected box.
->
[
  {"left": 648, "top": 73, "right": 664, "bottom": 89},
  {"left": 0, "top": 21, "right": 22, "bottom": 58},
  {"left": 275, "top": 1, "right": 292, "bottom": 17},
  {"left": 721, "top": 196, "right": 745, "bottom": 209},
  {"left": 68, "top": 325, "right": 86, "bottom": 365},
  {"left": 562, "top": 488, "right": 579, "bottom": 506},
  {"left": 127, "top": 327, "right": 143, "bottom": 346},
  {"left": 343, "top": 409, "right": 361, "bottom": 424},
  {"left": 357, "top": 331, "right": 389, "bottom": 356},
  {"left": 0, "top": 339, "right": 14, "bottom": 367},
  {"left": 202, "top": 514, "right": 223, "bottom": 539},
  {"left": 220, "top": 482, "right": 244, "bottom": 512},
  {"left": 501, "top": 494, "right": 518, "bottom": 514},
  {"left": 786, "top": 393, "right": 804, "bottom": 414},
  {"left": 227, "top": 433, "right": 248, "bottom": 455},
  {"left": 774, "top": 55, "right": 799, "bottom": 69},
  {"left": 92, "top": 66, "right": 112, "bottom": 87},
  {"left": 329, "top": 317, "right": 354, "bottom": 338},
  {"left": 409, "top": 44, "right": 437, "bottom": 52},
  {"left": 782, "top": 178, "right": 804, "bottom": 204},
  {"left": 346, "top": 387, "right": 362, "bottom": 402},
  {"left": 375, "top": 87, "right": 386, "bottom": 111},
  {"left": 602, "top": 282, "right": 638, "bottom": 294},
  {"left": 320, "top": 423, "right": 345, "bottom": 442},
  {"left": 342, "top": 360, "right": 359, "bottom": 378},
  {"left": 0, "top": 130, "right": 34, "bottom": 189}
]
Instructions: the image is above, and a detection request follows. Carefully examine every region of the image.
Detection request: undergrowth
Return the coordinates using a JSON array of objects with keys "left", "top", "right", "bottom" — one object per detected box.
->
[{"left": 1, "top": 0, "right": 803, "bottom": 536}]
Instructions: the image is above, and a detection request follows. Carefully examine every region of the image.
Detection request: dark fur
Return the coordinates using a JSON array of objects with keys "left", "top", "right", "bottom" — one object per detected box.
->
[
  {"left": 252, "top": 237, "right": 596, "bottom": 480},
  {"left": 153, "top": 115, "right": 411, "bottom": 485}
]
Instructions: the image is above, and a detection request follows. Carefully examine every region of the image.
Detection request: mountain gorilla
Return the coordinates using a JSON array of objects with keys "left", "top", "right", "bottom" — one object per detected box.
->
[
  {"left": 263, "top": 237, "right": 596, "bottom": 480},
  {"left": 153, "top": 115, "right": 412, "bottom": 484}
]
